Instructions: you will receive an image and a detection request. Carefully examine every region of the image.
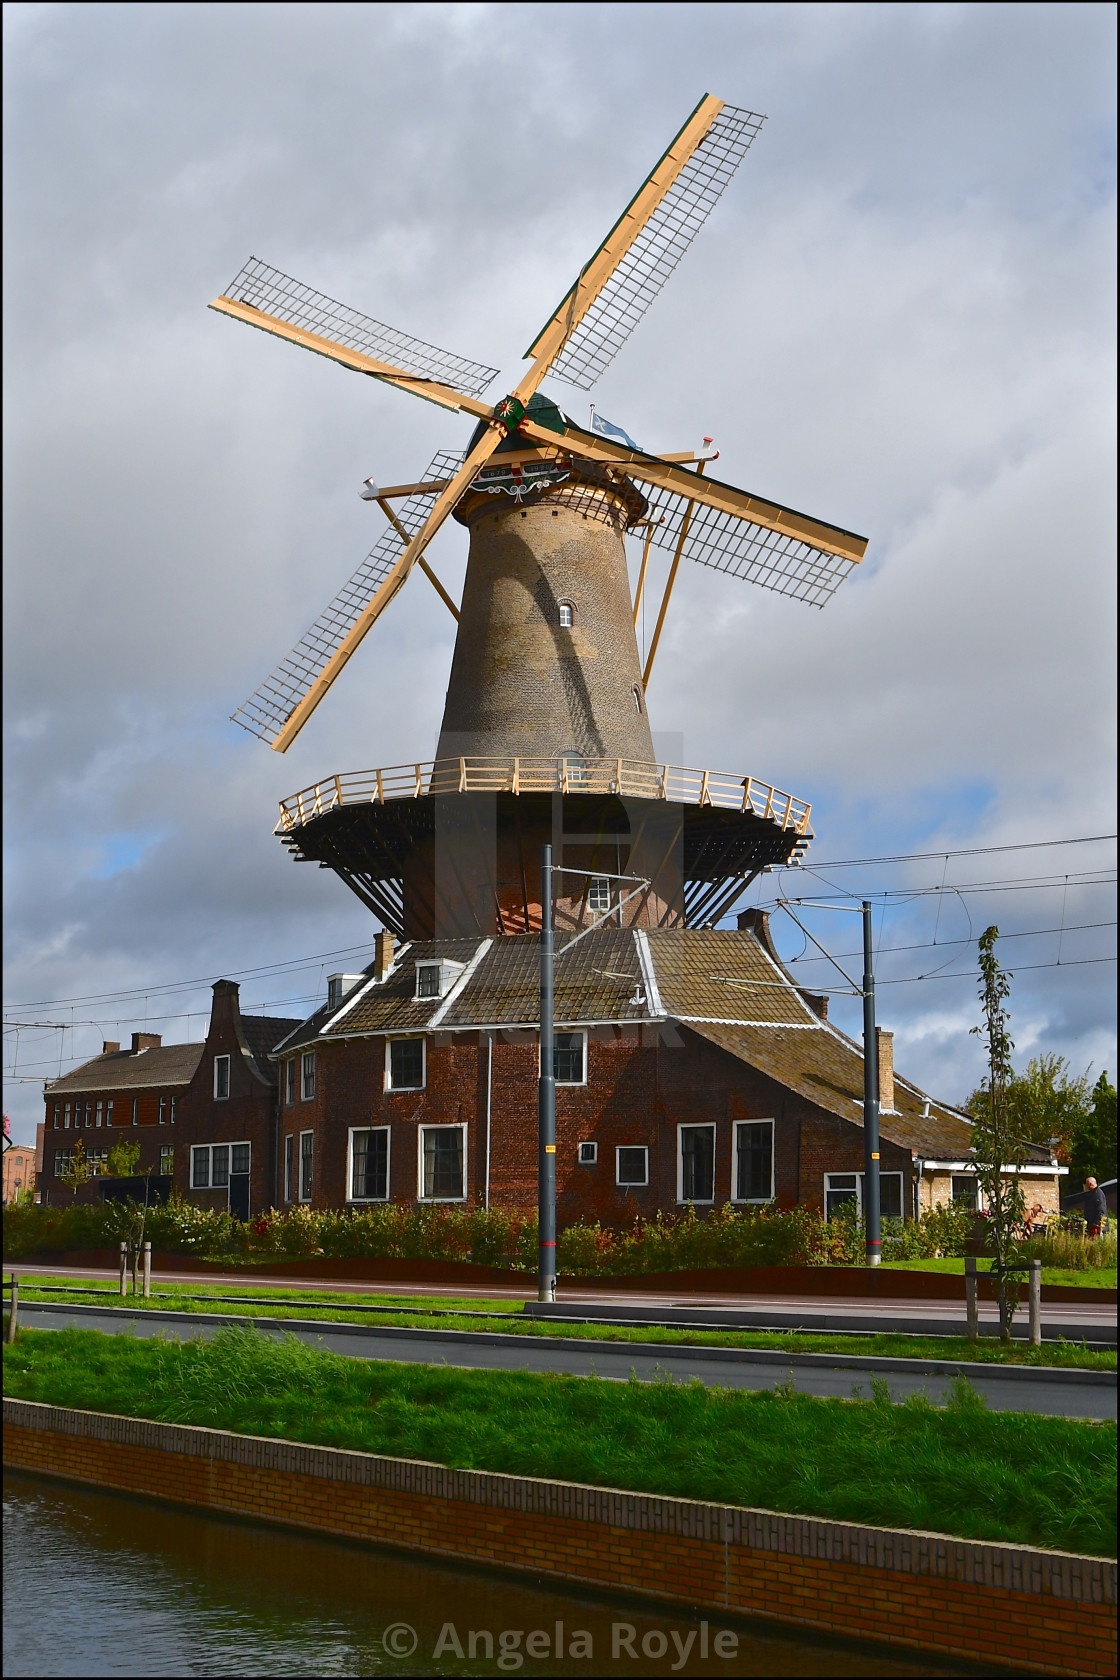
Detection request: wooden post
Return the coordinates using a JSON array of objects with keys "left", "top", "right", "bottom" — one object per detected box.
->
[
  {"left": 1028, "top": 1259, "right": 1041, "bottom": 1347},
  {"left": 142, "top": 1242, "right": 152, "bottom": 1300},
  {"left": 965, "top": 1255, "right": 979, "bottom": 1342},
  {"left": 5, "top": 1275, "right": 17, "bottom": 1343},
  {"left": 119, "top": 1241, "right": 128, "bottom": 1298}
]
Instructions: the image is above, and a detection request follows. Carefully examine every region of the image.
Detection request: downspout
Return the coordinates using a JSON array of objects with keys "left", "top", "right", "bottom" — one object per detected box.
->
[{"left": 484, "top": 1031, "right": 493, "bottom": 1211}]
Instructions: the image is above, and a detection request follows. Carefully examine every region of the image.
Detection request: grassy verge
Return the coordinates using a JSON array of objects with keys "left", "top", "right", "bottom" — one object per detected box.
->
[
  {"left": 5, "top": 1326, "right": 1114, "bottom": 1557},
  {"left": 13, "top": 1275, "right": 1116, "bottom": 1370},
  {"left": 880, "top": 1257, "right": 1117, "bottom": 1290}
]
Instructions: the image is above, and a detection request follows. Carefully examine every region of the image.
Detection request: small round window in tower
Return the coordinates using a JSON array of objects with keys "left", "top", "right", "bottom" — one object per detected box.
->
[
  {"left": 558, "top": 601, "right": 575, "bottom": 629},
  {"left": 632, "top": 684, "right": 643, "bottom": 713}
]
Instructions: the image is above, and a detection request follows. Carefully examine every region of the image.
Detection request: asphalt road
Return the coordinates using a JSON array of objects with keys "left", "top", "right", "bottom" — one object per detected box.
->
[{"left": 17, "top": 1301, "right": 1116, "bottom": 1421}]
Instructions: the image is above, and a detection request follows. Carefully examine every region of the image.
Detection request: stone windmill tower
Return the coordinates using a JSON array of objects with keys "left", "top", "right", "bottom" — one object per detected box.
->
[{"left": 212, "top": 95, "right": 867, "bottom": 939}]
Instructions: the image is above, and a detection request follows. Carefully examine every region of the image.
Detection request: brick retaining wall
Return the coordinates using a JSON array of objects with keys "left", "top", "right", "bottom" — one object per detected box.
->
[{"left": 4, "top": 1399, "right": 1115, "bottom": 1676}]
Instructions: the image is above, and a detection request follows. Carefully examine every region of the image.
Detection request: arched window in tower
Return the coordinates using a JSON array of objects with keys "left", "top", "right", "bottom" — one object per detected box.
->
[
  {"left": 632, "top": 684, "right": 643, "bottom": 713},
  {"left": 558, "top": 601, "right": 575, "bottom": 629}
]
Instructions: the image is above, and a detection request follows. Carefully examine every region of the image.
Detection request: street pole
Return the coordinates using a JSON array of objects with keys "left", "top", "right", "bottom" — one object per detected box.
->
[
  {"left": 863, "top": 900, "right": 881, "bottom": 1267},
  {"left": 538, "top": 843, "right": 557, "bottom": 1303}
]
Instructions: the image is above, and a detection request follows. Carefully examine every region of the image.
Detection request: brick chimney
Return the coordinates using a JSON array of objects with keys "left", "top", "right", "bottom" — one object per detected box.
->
[
  {"left": 130, "top": 1032, "right": 162, "bottom": 1053},
  {"left": 876, "top": 1027, "right": 894, "bottom": 1112},
  {"left": 374, "top": 930, "right": 396, "bottom": 981},
  {"left": 101, "top": 1041, "right": 121, "bottom": 1055}
]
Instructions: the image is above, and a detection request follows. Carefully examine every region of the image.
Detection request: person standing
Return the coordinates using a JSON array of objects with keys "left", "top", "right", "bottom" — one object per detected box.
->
[{"left": 1082, "top": 1177, "right": 1107, "bottom": 1237}]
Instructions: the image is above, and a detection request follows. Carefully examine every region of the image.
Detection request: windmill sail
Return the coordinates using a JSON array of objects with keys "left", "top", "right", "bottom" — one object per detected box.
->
[
  {"left": 232, "top": 450, "right": 464, "bottom": 746},
  {"left": 635, "top": 478, "right": 859, "bottom": 607},
  {"left": 536, "top": 103, "right": 764, "bottom": 392},
  {"left": 220, "top": 258, "right": 499, "bottom": 398}
]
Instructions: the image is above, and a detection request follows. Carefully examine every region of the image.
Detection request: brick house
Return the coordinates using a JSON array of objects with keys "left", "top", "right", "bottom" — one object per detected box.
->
[
  {"left": 3, "top": 1143, "right": 39, "bottom": 1204},
  {"left": 271, "top": 912, "right": 1065, "bottom": 1223},
  {"left": 41, "top": 984, "right": 299, "bottom": 1219}
]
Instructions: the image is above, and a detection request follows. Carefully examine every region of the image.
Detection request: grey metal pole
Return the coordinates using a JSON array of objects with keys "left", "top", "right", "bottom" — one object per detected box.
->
[
  {"left": 119, "top": 1241, "right": 128, "bottom": 1298},
  {"left": 964, "top": 1255, "right": 979, "bottom": 1341},
  {"left": 538, "top": 844, "right": 557, "bottom": 1304},
  {"left": 142, "top": 1241, "right": 152, "bottom": 1300},
  {"left": 1028, "top": 1258, "right": 1041, "bottom": 1347},
  {"left": 5, "top": 1275, "right": 18, "bottom": 1344},
  {"left": 862, "top": 901, "right": 882, "bottom": 1267}
]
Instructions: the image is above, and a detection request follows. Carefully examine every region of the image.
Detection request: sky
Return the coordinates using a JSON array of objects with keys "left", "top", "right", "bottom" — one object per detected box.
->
[{"left": 4, "top": 1, "right": 1116, "bottom": 1145}]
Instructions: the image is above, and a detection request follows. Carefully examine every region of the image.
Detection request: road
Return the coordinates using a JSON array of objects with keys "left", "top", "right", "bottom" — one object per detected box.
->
[{"left": 17, "top": 1300, "right": 1116, "bottom": 1421}]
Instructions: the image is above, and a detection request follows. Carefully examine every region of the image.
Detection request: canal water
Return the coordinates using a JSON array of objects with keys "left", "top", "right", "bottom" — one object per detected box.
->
[{"left": 4, "top": 1474, "right": 994, "bottom": 1677}]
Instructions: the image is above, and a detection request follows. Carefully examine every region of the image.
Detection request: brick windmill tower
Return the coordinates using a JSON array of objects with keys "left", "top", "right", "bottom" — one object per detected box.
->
[{"left": 213, "top": 95, "right": 866, "bottom": 944}]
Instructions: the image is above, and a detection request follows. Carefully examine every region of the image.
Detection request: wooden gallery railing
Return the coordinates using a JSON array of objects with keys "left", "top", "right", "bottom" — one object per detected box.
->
[{"left": 277, "top": 758, "right": 812, "bottom": 837}]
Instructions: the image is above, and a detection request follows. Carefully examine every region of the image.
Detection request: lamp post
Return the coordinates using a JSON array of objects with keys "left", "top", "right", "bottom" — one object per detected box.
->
[
  {"left": 538, "top": 844, "right": 557, "bottom": 1303},
  {"left": 862, "top": 900, "right": 881, "bottom": 1267}
]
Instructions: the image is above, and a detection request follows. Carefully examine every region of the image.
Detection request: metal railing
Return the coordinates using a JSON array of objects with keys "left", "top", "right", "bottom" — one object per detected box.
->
[{"left": 276, "top": 757, "right": 812, "bottom": 836}]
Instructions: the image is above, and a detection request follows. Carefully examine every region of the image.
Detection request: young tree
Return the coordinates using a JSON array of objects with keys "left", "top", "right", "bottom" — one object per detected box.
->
[
  {"left": 1070, "top": 1072, "right": 1118, "bottom": 1186},
  {"left": 106, "top": 1139, "right": 142, "bottom": 1179},
  {"left": 58, "top": 1138, "right": 93, "bottom": 1201},
  {"left": 969, "top": 927, "right": 1028, "bottom": 1340}
]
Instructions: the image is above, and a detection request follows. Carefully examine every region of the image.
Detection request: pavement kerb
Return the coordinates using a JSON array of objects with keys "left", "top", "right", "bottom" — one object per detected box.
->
[{"left": 16, "top": 1300, "right": 1117, "bottom": 1387}]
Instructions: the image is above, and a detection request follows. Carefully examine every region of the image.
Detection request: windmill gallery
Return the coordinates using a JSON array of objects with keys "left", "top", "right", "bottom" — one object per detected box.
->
[{"left": 41, "top": 97, "right": 1065, "bottom": 1235}]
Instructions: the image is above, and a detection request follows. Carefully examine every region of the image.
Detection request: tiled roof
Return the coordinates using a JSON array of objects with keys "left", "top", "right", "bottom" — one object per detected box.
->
[
  {"left": 240, "top": 1014, "right": 303, "bottom": 1077},
  {"left": 441, "top": 929, "right": 648, "bottom": 1028},
  {"left": 645, "top": 927, "right": 818, "bottom": 1026},
  {"left": 687, "top": 1019, "right": 974, "bottom": 1158},
  {"left": 45, "top": 1042, "right": 204, "bottom": 1095}
]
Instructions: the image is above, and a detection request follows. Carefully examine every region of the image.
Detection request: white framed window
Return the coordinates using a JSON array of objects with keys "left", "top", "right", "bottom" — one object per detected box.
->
[
  {"left": 169, "top": 1096, "right": 176, "bottom": 1125},
  {"left": 951, "top": 1174, "right": 979, "bottom": 1209},
  {"left": 53, "top": 1149, "right": 74, "bottom": 1177},
  {"left": 348, "top": 1126, "right": 390, "bottom": 1202},
  {"left": 95, "top": 1101, "right": 104, "bottom": 1127},
  {"left": 53, "top": 1104, "right": 61, "bottom": 1129},
  {"left": 587, "top": 877, "right": 610, "bottom": 915},
  {"left": 107, "top": 1099, "right": 114, "bottom": 1127},
  {"left": 413, "top": 960, "right": 463, "bottom": 1001},
  {"left": 160, "top": 1146, "right": 175, "bottom": 1176},
  {"left": 616, "top": 1145, "right": 648, "bottom": 1187},
  {"left": 732, "top": 1120, "right": 774, "bottom": 1203},
  {"left": 678, "top": 1123, "right": 715, "bottom": 1203},
  {"left": 558, "top": 600, "right": 575, "bottom": 628},
  {"left": 418, "top": 1123, "right": 466, "bottom": 1201},
  {"left": 578, "top": 1141, "right": 598, "bottom": 1165},
  {"left": 285, "top": 1059, "right": 296, "bottom": 1106},
  {"left": 552, "top": 1031, "right": 586, "bottom": 1085},
  {"left": 824, "top": 1171, "right": 904, "bottom": 1221},
  {"left": 191, "top": 1142, "right": 250, "bottom": 1195},
  {"left": 63, "top": 1102, "right": 71, "bottom": 1129},
  {"left": 213, "top": 1054, "right": 231, "bottom": 1101},
  {"left": 387, "top": 1037, "right": 425, "bottom": 1091},
  {"left": 131, "top": 1097, "right": 138, "bottom": 1127},
  {"left": 158, "top": 1096, "right": 167, "bottom": 1125},
  {"left": 284, "top": 1135, "right": 295, "bottom": 1203},
  {"left": 299, "top": 1131, "right": 314, "bottom": 1201},
  {"left": 632, "top": 684, "right": 643, "bottom": 714},
  {"left": 301, "top": 1051, "right": 316, "bottom": 1102}
]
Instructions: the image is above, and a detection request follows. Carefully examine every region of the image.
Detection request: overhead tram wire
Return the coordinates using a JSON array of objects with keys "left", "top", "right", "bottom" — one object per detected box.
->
[{"left": 6, "top": 843, "right": 1115, "bottom": 1017}]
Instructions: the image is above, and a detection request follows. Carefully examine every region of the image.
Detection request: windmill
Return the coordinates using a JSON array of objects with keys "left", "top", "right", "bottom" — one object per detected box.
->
[{"left": 211, "top": 95, "right": 868, "bottom": 939}]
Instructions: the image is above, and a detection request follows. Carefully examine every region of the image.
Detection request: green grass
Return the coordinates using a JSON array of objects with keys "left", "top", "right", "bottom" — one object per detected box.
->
[
  {"left": 880, "top": 1257, "right": 1117, "bottom": 1290},
  {"left": 13, "top": 1274, "right": 1116, "bottom": 1370},
  {"left": 4, "top": 1326, "right": 1114, "bottom": 1557}
]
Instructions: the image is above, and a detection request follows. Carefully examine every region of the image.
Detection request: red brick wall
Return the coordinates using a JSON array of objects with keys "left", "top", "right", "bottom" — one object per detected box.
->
[
  {"left": 281, "top": 1025, "right": 909, "bottom": 1226},
  {"left": 5, "top": 1401, "right": 1114, "bottom": 1678}
]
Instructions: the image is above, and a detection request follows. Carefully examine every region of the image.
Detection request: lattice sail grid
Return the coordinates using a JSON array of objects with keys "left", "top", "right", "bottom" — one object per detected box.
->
[
  {"left": 546, "top": 104, "right": 764, "bottom": 391},
  {"left": 223, "top": 258, "right": 498, "bottom": 399},
  {"left": 232, "top": 450, "right": 464, "bottom": 744},
  {"left": 639, "top": 480, "right": 857, "bottom": 607}
]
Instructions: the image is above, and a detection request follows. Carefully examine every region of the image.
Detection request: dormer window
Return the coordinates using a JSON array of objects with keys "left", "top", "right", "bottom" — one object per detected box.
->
[
  {"left": 558, "top": 601, "right": 574, "bottom": 628},
  {"left": 414, "top": 960, "right": 464, "bottom": 1001},
  {"left": 327, "top": 974, "right": 363, "bottom": 1012},
  {"left": 588, "top": 876, "right": 610, "bottom": 914}
]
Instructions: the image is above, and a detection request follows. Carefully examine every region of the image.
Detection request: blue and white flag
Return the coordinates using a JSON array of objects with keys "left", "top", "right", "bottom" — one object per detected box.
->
[{"left": 590, "top": 409, "right": 642, "bottom": 451}]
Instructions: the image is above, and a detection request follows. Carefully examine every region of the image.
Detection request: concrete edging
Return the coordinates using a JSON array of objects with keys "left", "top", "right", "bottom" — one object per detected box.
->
[
  {"left": 16, "top": 1299, "right": 1117, "bottom": 1387},
  {"left": 3, "top": 1397, "right": 1115, "bottom": 1677}
]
